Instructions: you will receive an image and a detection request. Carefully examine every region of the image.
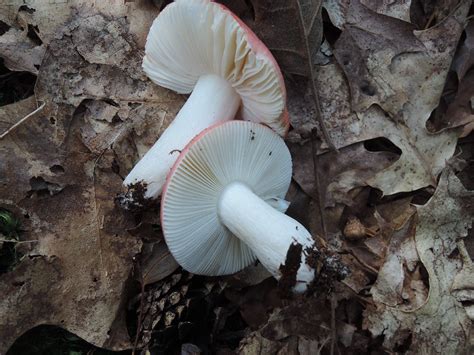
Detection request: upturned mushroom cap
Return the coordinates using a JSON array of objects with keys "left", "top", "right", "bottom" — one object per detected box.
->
[
  {"left": 161, "top": 121, "right": 292, "bottom": 275},
  {"left": 143, "top": 0, "right": 289, "bottom": 136}
]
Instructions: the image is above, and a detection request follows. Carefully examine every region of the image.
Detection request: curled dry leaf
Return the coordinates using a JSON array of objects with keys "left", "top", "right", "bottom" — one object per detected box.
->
[
  {"left": 343, "top": 216, "right": 378, "bottom": 240},
  {"left": 452, "top": 20, "right": 474, "bottom": 81},
  {"left": 140, "top": 240, "right": 179, "bottom": 287},
  {"left": 364, "top": 169, "right": 474, "bottom": 353}
]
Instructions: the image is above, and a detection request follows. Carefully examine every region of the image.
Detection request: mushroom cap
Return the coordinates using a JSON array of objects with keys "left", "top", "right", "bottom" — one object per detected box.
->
[
  {"left": 161, "top": 121, "right": 292, "bottom": 275},
  {"left": 143, "top": 0, "right": 289, "bottom": 136}
]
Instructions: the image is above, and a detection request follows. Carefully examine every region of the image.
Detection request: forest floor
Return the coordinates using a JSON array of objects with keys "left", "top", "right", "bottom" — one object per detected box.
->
[{"left": 0, "top": 1, "right": 473, "bottom": 354}]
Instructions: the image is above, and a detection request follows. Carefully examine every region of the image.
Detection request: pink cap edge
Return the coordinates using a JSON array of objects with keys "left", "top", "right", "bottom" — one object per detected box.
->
[{"left": 213, "top": 1, "right": 290, "bottom": 136}]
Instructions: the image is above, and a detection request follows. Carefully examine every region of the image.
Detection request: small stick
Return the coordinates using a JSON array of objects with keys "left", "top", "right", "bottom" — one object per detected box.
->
[
  {"left": 311, "top": 128, "right": 327, "bottom": 236},
  {"left": 133, "top": 265, "right": 146, "bottom": 354},
  {"left": 0, "top": 102, "right": 46, "bottom": 139},
  {"left": 0, "top": 239, "right": 38, "bottom": 243},
  {"left": 330, "top": 295, "right": 337, "bottom": 355}
]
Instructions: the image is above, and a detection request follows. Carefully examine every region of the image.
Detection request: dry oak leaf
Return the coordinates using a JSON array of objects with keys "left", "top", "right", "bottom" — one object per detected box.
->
[
  {"left": 221, "top": 0, "right": 324, "bottom": 76},
  {"left": 289, "top": 140, "right": 397, "bottom": 207},
  {"left": 0, "top": 9, "right": 184, "bottom": 353},
  {"left": 364, "top": 169, "right": 474, "bottom": 354},
  {"left": 323, "top": 0, "right": 412, "bottom": 28},
  {"left": 0, "top": 95, "right": 141, "bottom": 353},
  {"left": 238, "top": 298, "right": 332, "bottom": 354},
  {"left": 0, "top": 0, "right": 158, "bottom": 78},
  {"left": 0, "top": 26, "right": 45, "bottom": 74},
  {"left": 0, "top": 0, "right": 158, "bottom": 48},
  {"left": 452, "top": 20, "right": 474, "bottom": 81},
  {"left": 299, "top": 0, "right": 471, "bottom": 195},
  {"left": 335, "top": 1, "right": 470, "bottom": 194}
]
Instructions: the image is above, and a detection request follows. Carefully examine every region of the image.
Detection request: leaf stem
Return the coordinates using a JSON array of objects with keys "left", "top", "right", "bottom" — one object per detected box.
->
[{"left": 0, "top": 102, "right": 45, "bottom": 139}]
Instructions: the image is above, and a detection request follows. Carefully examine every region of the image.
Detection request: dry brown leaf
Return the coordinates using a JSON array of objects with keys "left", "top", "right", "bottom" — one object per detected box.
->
[
  {"left": 360, "top": 0, "right": 412, "bottom": 22},
  {"left": 220, "top": 0, "right": 324, "bottom": 76},
  {"left": 290, "top": 141, "right": 397, "bottom": 207},
  {"left": 0, "top": 0, "right": 158, "bottom": 49},
  {"left": 140, "top": 239, "right": 179, "bottom": 287},
  {"left": 0, "top": 1, "right": 159, "bottom": 80},
  {"left": 451, "top": 239, "right": 474, "bottom": 321},
  {"left": 0, "top": 8, "right": 184, "bottom": 352},
  {"left": 452, "top": 20, "right": 474, "bottom": 81},
  {"left": 364, "top": 169, "right": 474, "bottom": 353},
  {"left": 0, "top": 26, "right": 44, "bottom": 74},
  {"left": 444, "top": 70, "right": 474, "bottom": 136},
  {"left": 238, "top": 298, "right": 333, "bottom": 354},
  {"left": 0, "top": 94, "right": 141, "bottom": 352},
  {"left": 370, "top": 215, "right": 427, "bottom": 310},
  {"left": 295, "top": 1, "right": 470, "bottom": 195}
]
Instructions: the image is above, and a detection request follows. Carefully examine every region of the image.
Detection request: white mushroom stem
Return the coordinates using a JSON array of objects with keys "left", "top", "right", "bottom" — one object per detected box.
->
[
  {"left": 124, "top": 74, "right": 240, "bottom": 199},
  {"left": 218, "top": 182, "right": 316, "bottom": 292}
]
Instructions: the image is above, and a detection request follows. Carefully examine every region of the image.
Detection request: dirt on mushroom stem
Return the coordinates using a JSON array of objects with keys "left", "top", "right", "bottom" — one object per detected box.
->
[
  {"left": 115, "top": 181, "right": 156, "bottom": 212},
  {"left": 278, "top": 239, "right": 350, "bottom": 298}
]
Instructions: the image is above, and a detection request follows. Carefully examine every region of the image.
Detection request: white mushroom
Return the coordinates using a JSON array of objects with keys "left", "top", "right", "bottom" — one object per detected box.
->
[
  {"left": 161, "top": 121, "right": 316, "bottom": 293},
  {"left": 122, "top": 0, "right": 288, "bottom": 206}
]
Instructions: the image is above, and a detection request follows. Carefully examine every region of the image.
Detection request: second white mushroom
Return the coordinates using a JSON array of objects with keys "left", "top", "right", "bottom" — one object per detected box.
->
[{"left": 161, "top": 121, "right": 317, "bottom": 293}]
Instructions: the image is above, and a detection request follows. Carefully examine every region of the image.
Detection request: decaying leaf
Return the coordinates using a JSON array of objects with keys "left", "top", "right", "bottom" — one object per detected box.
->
[
  {"left": 222, "top": 0, "right": 324, "bottom": 76},
  {"left": 364, "top": 169, "right": 474, "bottom": 353},
  {"left": 290, "top": 140, "right": 397, "bottom": 207},
  {"left": 238, "top": 298, "right": 333, "bottom": 354},
  {"left": 1, "top": 0, "right": 473, "bottom": 353},
  {"left": 0, "top": 26, "right": 44, "bottom": 74},
  {"left": 0, "top": 0, "right": 158, "bottom": 49},
  {"left": 0, "top": 6, "right": 184, "bottom": 353},
  {"left": 140, "top": 239, "right": 179, "bottom": 287},
  {"left": 297, "top": 0, "right": 471, "bottom": 195},
  {"left": 0, "top": 93, "right": 141, "bottom": 352},
  {"left": 360, "top": 0, "right": 412, "bottom": 22},
  {"left": 451, "top": 239, "right": 474, "bottom": 321},
  {"left": 452, "top": 20, "right": 474, "bottom": 81},
  {"left": 444, "top": 70, "right": 474, "bottom": 136}
]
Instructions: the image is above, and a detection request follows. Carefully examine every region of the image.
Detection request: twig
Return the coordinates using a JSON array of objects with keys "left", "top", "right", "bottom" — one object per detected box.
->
[
  {"left": 311, "top": 128, "right": 327, "bottom": 236},
  {"left": 295, "top": 2, "right": 337, "bottom": 152},
  {"left": 92, "top": 152, "right": 107, "bottom": 277},
  {"left": 0, "top": 102, "right": 46, "bottom": 139},
  {"left": 0, "top": 239, "right": 38, "bottom": 243},
  {"left": 457, "top": 239, "right": 473, "bottom": 265},
  {"left": 133, "top": 267, "right": 146, "bottom": 355},
  {"left": 330, "top": 296, "right": 337, "bottom": 355}
]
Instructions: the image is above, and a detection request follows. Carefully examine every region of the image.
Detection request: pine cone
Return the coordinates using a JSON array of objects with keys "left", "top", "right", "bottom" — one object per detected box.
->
[{"left": 129, "top": 269, "right": 224, "bottom": 354}]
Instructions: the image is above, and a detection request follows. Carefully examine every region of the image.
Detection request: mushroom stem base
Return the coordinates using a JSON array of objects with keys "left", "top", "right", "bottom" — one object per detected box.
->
[
  {"left": 123, "top": 74, "right": 240, "bottom": 200},
  {"left": 218, "top": 182, "right": 315, "bottom": 292}
]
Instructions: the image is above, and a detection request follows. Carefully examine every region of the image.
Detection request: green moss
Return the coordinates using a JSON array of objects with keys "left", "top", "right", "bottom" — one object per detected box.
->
[
  {"left": 7, "top": 325, "right": 132, "bottom": 355},
  {"left": 0, "top": 209, "right": 22, "bottom": 274}
]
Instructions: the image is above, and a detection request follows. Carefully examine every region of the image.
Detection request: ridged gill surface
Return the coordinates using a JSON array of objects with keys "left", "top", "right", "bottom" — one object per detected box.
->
[
  {"left": 143, "top": 0, "right": 287, "bottom": 136},
  {"left": 162, "top": 121, "right": 292, "bottom": 275}
]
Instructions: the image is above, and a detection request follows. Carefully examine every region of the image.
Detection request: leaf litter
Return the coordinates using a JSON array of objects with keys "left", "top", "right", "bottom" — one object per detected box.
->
[{"left": 0, "top": 0, "right": 473, "bottom": 354}]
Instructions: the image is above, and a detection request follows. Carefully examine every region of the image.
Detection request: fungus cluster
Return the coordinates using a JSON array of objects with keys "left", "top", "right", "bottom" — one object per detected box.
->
[
  {"left": 123, "top": 0, "right": 289, "bottom": 204},
  {"left": 125, "top": 0, "right": 318, "bottom": 293}
]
